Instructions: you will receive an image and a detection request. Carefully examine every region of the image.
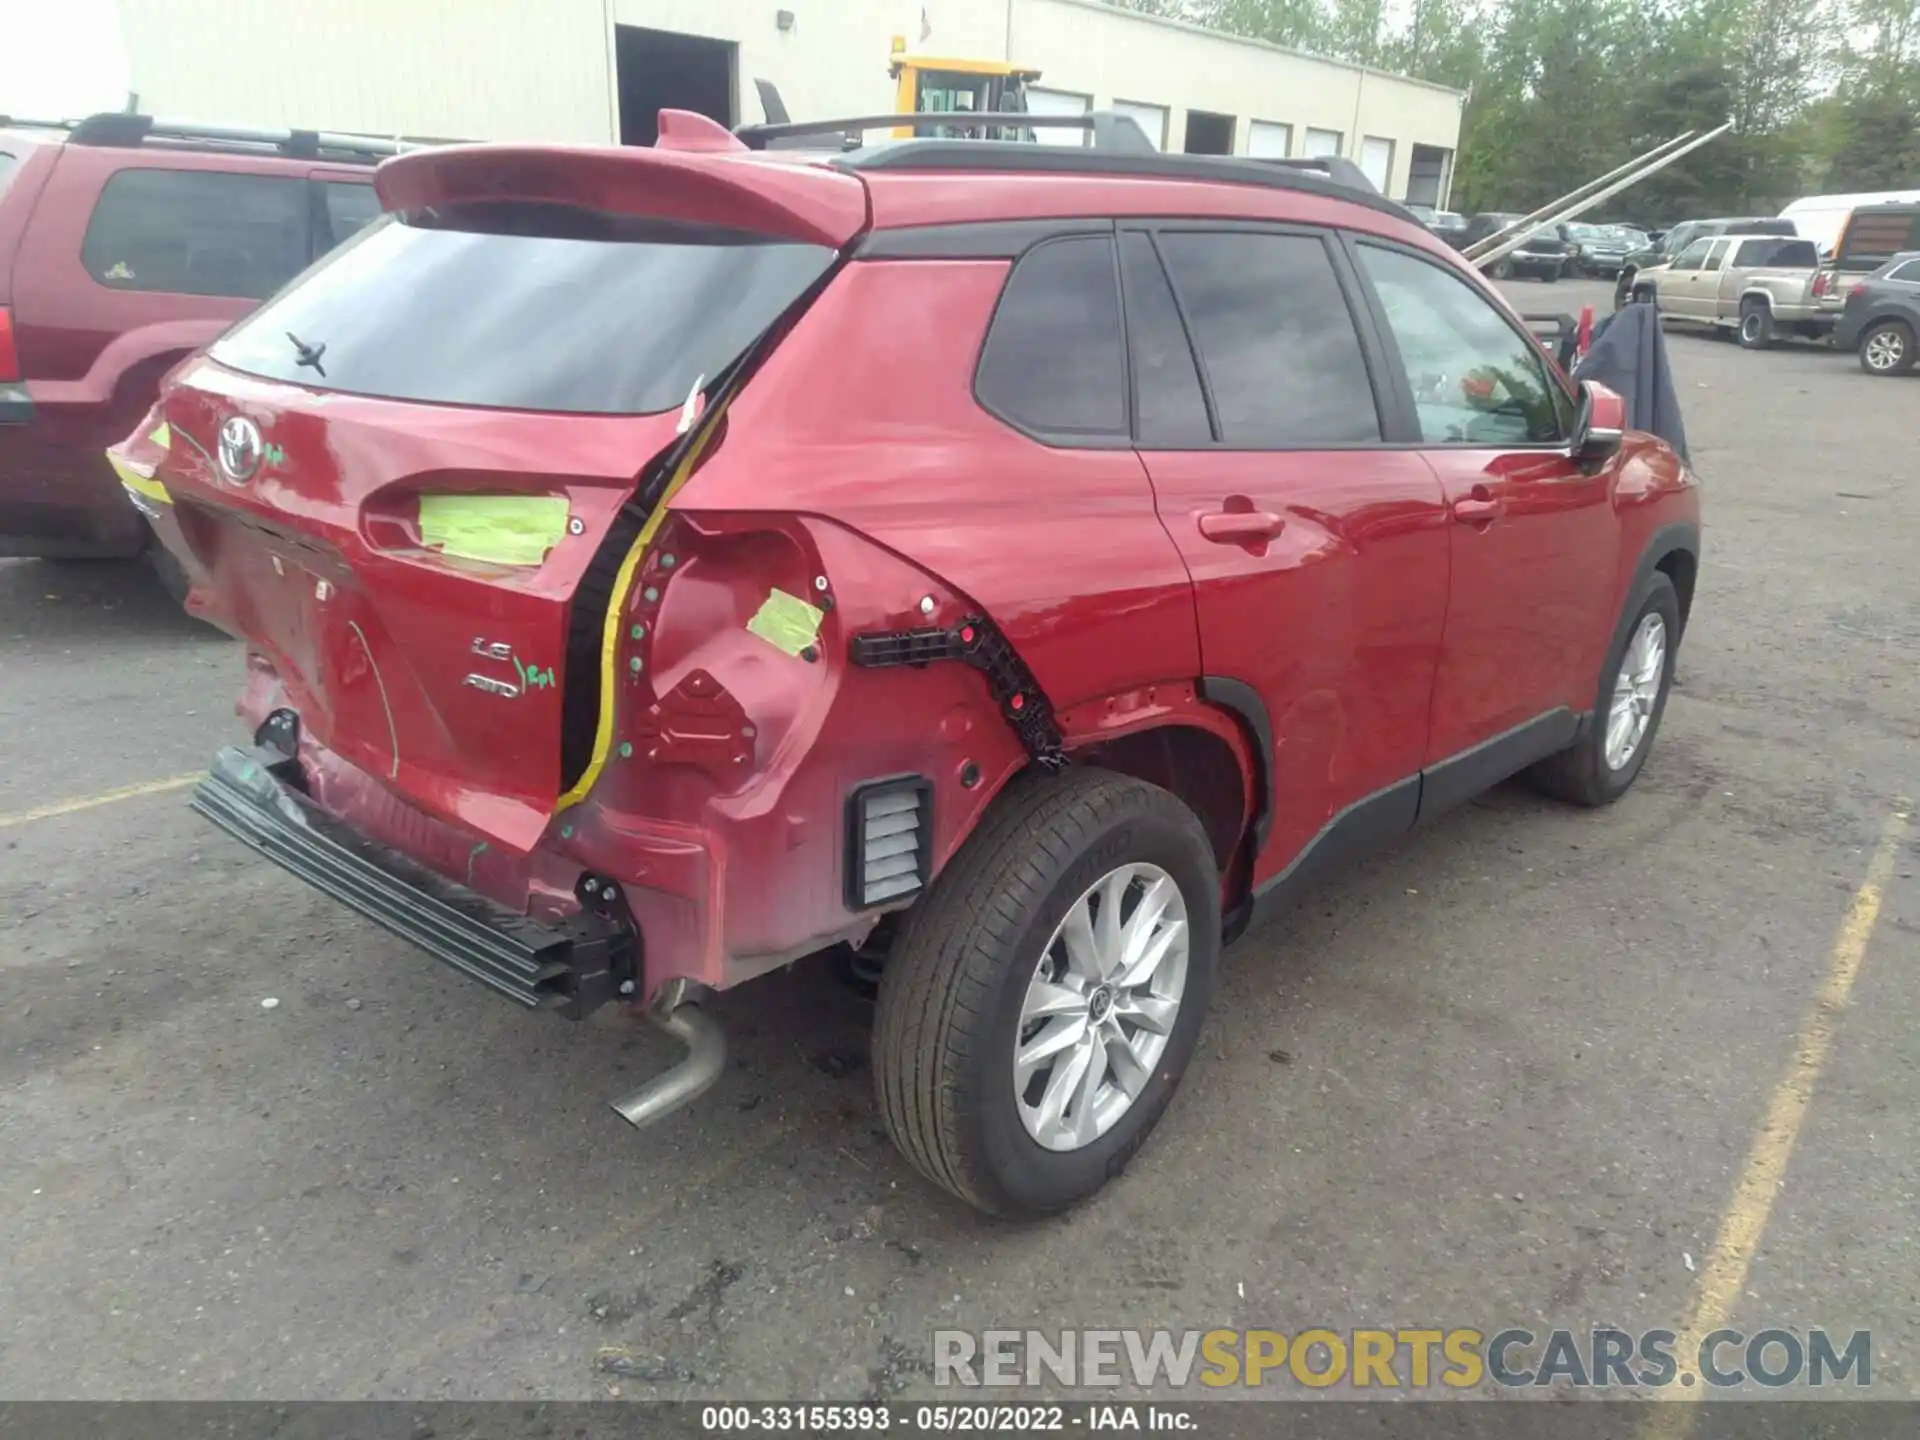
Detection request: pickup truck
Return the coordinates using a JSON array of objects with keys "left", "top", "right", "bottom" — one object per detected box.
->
[{"left": 1628, "top": 233, "right": 1828, "bottom": 347}]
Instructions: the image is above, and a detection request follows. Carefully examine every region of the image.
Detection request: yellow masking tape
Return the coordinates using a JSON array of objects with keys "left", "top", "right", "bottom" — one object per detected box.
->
[
  {"left": 551, "top": 407, "right": 728, "bottom": 816},
  {"left": 418, "top": 494, "right": 570, "bottom": 566},
  {"left": 746, "top": 588, "right": 825, "bottom": 657},
  {"left": 108, "top": 453, "right": 171, "bottom": 504}
]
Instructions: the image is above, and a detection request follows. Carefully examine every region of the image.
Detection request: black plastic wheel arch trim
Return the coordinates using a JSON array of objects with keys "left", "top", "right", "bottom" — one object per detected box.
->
[
  {"left": 192, "top": 745, "right": 630, "bottom": 1018},
  {"left": 850, "top": 614, "right": 1066, "bottom": 771},
  {"left": 1197, "top": 676, "right": 1275, "bottom": 856}
]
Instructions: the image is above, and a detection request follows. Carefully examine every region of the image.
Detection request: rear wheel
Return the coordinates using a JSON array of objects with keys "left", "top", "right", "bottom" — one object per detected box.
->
[
  {"left": 873, "top": 768, "right": 1219, "bottom": 1218},
  {"left": 1613, "top": 270, "right": 1636, "bottom": 311},
  {"left": 1528, "top": 572, "right": 1679, "bottom": 807},
  {"left": 1737, "top": 298, "right": 1775, "bottom": 350},
  {"left": 1859, "top": 319, "right": 1915, "bottom": 376}
]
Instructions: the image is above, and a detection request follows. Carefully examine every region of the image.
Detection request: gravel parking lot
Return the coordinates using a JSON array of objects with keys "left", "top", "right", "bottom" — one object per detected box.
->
[{"left": 4, "top": 276, "right": 1916, "bottom": 1402}]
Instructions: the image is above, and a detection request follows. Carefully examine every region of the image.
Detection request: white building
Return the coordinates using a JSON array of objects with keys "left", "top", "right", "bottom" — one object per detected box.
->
[{"left": 106, "top": 0, "right": 1465, "bottom": 206}]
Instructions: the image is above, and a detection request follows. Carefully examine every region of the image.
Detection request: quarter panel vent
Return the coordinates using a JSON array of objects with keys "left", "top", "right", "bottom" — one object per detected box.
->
[{"left": 845, "top": 776, "right": 933, "bottom": 910}]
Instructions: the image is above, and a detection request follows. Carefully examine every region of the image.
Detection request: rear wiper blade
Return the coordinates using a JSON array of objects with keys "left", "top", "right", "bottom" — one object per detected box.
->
[{"left": 286, "top": 331, "right": 327, "bottom": 377}]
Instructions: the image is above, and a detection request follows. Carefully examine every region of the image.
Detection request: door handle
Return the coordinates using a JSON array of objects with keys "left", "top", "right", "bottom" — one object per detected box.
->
[
  {"left": 1198, "top": 509, "right": 1287, "bottom": 544},
  {"left": 1450, "top": 486, "right": 1505, "bottom": 524}
]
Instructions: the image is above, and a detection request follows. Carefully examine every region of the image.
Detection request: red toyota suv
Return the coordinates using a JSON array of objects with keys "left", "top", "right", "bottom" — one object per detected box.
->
[
  {"left": 125, "top": 109, "right": 1700, "bottom": 1218},
  {"left": 0, "top": 113, "right": 391, "bottom": 589}
]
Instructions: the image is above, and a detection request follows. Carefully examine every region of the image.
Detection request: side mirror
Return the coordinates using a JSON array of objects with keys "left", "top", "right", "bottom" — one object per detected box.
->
[{"left": 1574, "top": 380, "right": 1626, "bottom": 462}]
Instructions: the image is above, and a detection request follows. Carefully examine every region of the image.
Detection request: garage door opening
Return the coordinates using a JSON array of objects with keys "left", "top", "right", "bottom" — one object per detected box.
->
[
  {"left": 1184, "top": 110, "right": 1235, "bottom": 156},
  {"left": 616, "top": 25, "right": 736, "bottom": 146},
  {"left": 1407, "top": 143, "right": 1453, "bottom": 209}
]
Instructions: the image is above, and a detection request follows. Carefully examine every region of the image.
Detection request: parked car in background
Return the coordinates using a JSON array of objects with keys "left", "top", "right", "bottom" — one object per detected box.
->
[
  {"left": 1628, "top": 233, "right": 1827, "bottom": 348},
  {"left": 1779, "top": 189, "right": 1920, "bottom": 259},
  {"left": 1566, "top": 222, "right": 1647, "bottom": 277},
  {"left": 1463, "top": 213, "right": 1572, "bottom": 279},
  {"left": 1811, "top": 201, "right": 1920, "bottom": 327},
  {"left": 1427, "top": 209, "right": 1468, "bottom": 245},
  {"left": 1614, "top": 216, "right": 1796, "bottom": 311},
  {"left": 129, "top": 111, "right": 1699, "bottom": 1218},
  {"left": 1834, "top": 250, "right": 1920, "bottom": 376},
  {"left": 0, "top": 113, "right": 392, "bottom": 595}
]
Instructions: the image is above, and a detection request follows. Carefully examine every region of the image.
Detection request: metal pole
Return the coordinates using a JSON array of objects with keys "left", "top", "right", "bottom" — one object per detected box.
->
[
  {"left": 1463, "top": 128, "right": 1702, "bottom": 261},
  {"left": 1472, "top": 120, "right": 1735, "bottom": 272}
]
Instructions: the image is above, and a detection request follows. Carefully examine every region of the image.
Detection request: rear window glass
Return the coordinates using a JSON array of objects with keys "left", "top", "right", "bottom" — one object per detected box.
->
[
  {"left": 0, "top": 151, "right": 19, "bottom": 199},
  {"left": 81, "top": 168, "right": 311, "bottom": 298},
  {"left": 1735, "top": 238, "right": 1819, "bottom": 267},
  {"left": 212, "top": 205, "right": 835, "bottom": 415}
]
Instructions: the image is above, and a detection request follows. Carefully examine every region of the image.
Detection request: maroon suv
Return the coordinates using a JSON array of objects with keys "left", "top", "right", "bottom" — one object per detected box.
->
[{"left": 0, "top": 113, "right": 392, "bottom": 587}]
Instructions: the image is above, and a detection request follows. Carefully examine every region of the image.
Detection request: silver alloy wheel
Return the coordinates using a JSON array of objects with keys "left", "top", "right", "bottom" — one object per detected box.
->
[
  {"left": 1605, "top": 611, "right": 1667, "bottom": 772},
  {"left": 1014, "top": 863, "right": 1189, "bottom": 1153},
  {"left": 1741, "top": 310, "right": 1763, "bottom": 342},
  {"left": 1864, "top": 328, "right": 1905, "bottom": 371}
]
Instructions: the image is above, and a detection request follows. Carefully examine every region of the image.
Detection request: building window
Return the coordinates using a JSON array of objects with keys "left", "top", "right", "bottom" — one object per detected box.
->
[
  {"left": 1113, "top": 100, "right": 1169, "bottom": 151},
  {"left": 1247, "top": 120, "right": 1293, "bottom": 159},
  {"left": 1302, "top": 127, "right": 1343, "bottom": 158}
]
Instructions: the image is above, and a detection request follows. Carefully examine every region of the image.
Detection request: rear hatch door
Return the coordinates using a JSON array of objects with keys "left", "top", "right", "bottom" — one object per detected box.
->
[{"left": 156, "top": 144, "right": 866, "bottom": 851}]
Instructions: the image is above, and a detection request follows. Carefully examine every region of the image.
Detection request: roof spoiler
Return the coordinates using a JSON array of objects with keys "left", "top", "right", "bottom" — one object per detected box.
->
[{"left": 1468, "top": 121, "right": 1735, "bottom": 271}]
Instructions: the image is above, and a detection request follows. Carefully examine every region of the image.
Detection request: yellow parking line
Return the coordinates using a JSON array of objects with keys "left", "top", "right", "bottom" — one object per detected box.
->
[
  {"left": 0, "top": 774, "right": 200, "bottom": 830},
  {"left": 1645, "top": 801, "right": 1911, "bottom": 1431}
]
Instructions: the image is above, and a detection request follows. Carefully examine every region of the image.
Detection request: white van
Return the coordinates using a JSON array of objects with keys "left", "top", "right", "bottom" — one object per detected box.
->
[{"left": 1780, "top": 190, "right": 1920, "bottom": 256}]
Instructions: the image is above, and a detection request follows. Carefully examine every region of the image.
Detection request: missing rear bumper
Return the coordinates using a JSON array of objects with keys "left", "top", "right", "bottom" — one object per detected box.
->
[{"left": 191, "top": 745, "right": 631, "bottom": 1017}]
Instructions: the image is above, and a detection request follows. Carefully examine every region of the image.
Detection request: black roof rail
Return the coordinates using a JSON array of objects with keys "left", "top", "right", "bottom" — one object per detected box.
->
[
  {"left": 1245, "top": 153, "right": 1379, "bottom": 197},
  {"left": 835, "top": 141, "right": 1411, "bottom": 221},
  {"left": 1, "top": 112, "right": 411, "bottom": 162},
  {"left": 736, "top": 110, "right": 1158, "bottom": 156}
]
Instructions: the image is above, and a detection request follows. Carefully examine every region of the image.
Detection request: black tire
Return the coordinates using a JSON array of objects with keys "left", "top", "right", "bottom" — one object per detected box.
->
[
  {"left": 1737, "top": 298, "right": 1774, "bottom": 350},
  {"left": 1528, "top": 572, "right": 1680, "bottom": 807},
  {"left": 1495, "top": 257, "right": 1514, "bottom": 280},
  {"left": 1858, "top": 319, "right": 1916, "bottom": 376},
  {"left": 1613, "top": 270, "right": 1635, "bottom": 311},
  {"left": 1543, "top": 262, "right": 1561, "bottom": 283},
  {"left": 873, "top": 768, "right": 1220, "bottom": 1218}
]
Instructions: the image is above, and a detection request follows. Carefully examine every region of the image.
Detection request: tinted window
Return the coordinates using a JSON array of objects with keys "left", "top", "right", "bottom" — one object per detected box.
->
[
  {"left": 975, "top": 235, "right": 1127, "bottom": 439},
  {"left": 323, "top": 182, "right": 384, "bottom": 246},
  {"left": 1734, "top": 237, "right": 1819, "bottom": 267},
  {"left": 213, "top": 204, "right": 834, "bottom": 415},
  {"left": 1702, "top": 239, "right": 1732, "bottom": 271},
  {"left": 1155, "top": 231, "right": 1379, "bottom": 446},
  {"left": 81, "top": 168, "right": 311, "bottom": 299},
  {"left": 1357, "top": 244, "right": 1570, "bottom": 447},
  {"left": 1118, "top": 232, "right": 1210, "bottom": 446},
  {"left": 1885, "top": 258, "right": 1920, "bottom": 284},
  {"left": 1669, "top": 239, "right": 1712, "bottom": 272}
]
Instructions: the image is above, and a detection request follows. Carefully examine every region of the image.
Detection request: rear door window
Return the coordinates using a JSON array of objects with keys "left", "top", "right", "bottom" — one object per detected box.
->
[
  {"left": 212, "top": 203, "right": 835, "bottom": 415},
  {"left": 1885, "top": 258, "right": 1920, "bottom": 284},
  {"left": 1153, "top": 230, "right": 1380, "bottom": 446},
  {"left": 974, "top": 234, "right": 1128, "bottom": 441},
  {"left": 81, "top": 168, "right": 312, "bottom": 298},
  {"left": 1116, "top": 232, "right": 1210, "bottom": 446}
]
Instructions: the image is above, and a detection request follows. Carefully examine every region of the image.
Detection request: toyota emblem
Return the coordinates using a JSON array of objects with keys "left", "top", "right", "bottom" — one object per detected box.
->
[{"left": 218, "top": 415, "right": 264, "bottom": 483}]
